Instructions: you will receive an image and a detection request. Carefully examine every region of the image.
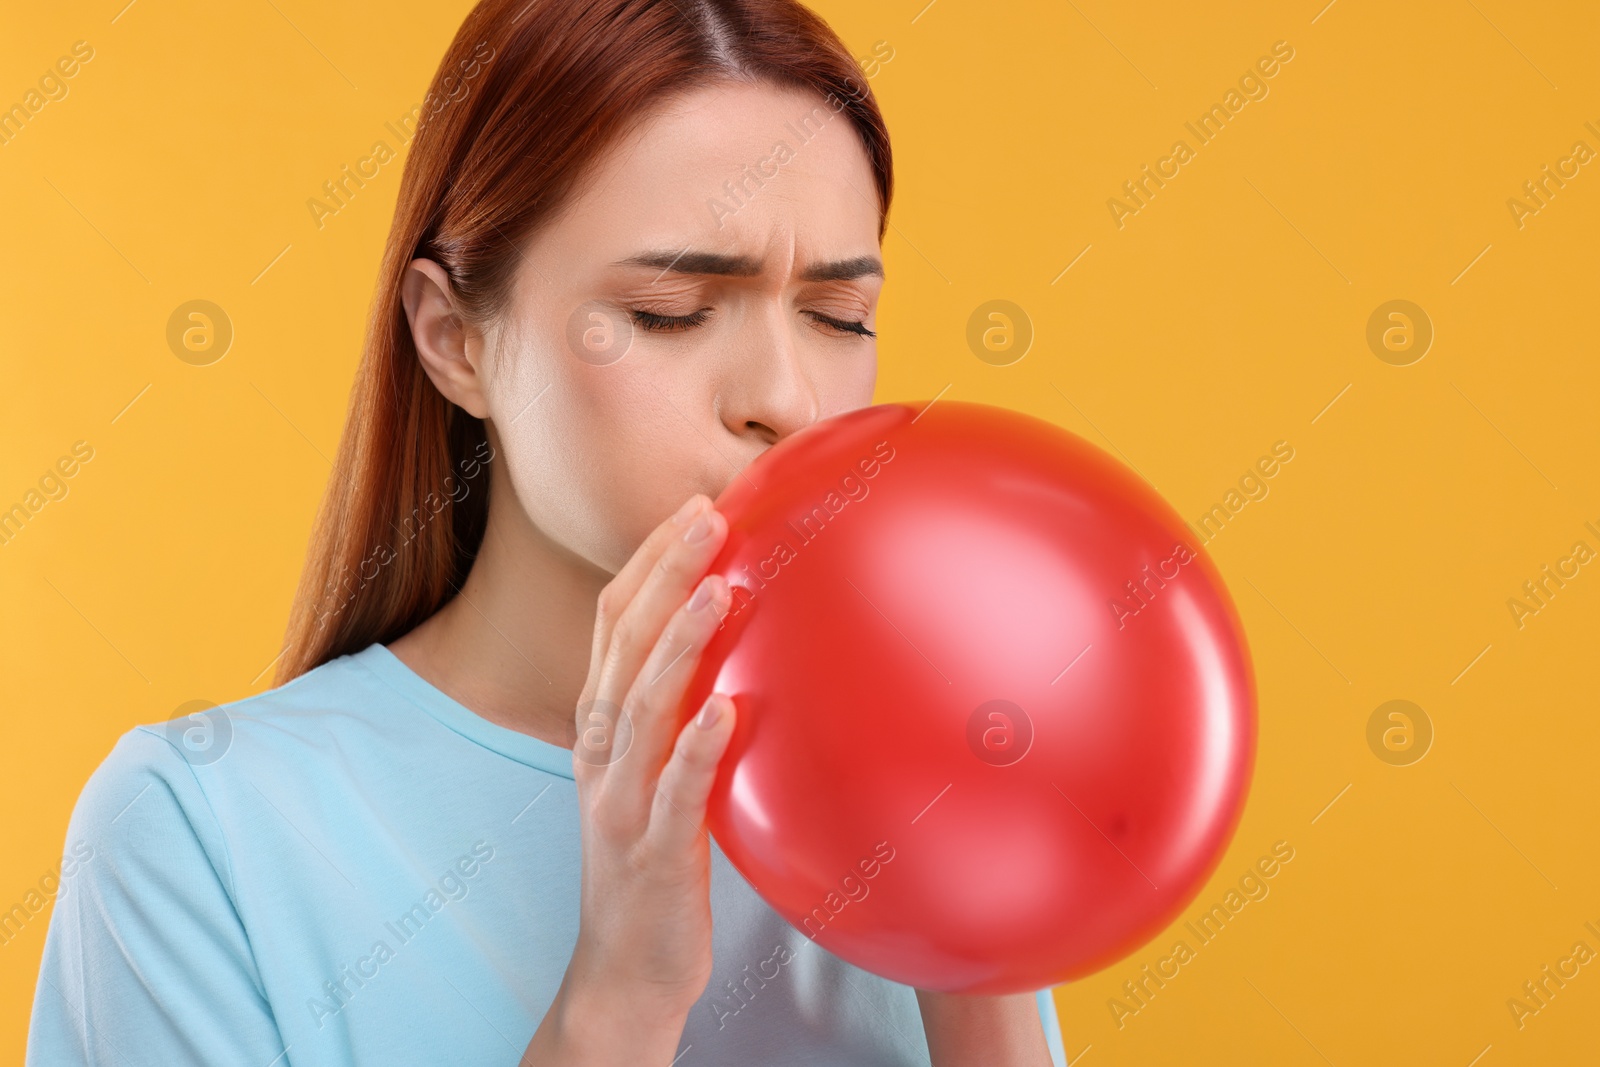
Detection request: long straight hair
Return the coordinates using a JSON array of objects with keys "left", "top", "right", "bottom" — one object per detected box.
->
[{"left": 276, "top": 0, "right": 893, "bottom": 684}]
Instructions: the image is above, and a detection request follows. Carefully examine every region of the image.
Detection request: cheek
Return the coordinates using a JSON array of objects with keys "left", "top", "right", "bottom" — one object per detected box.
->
[
  {"left": 810, "top": 343, "right": 878, "bottom": 418},
  {"left": 496, "top": 361, "right": 697, "bottom": 574},
  {"left": 845, "top": 346, "right": 878, "bottom": 404}
]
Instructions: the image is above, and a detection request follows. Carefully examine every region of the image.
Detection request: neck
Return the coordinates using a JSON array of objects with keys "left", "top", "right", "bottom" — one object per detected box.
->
[{"left": 385, "top": 440, "right": 604, "bottom": 751}]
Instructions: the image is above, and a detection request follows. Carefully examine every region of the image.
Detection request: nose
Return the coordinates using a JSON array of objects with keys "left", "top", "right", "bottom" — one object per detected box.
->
[{"left": 718, "top": 304, "right": 822, "bottom": 448}]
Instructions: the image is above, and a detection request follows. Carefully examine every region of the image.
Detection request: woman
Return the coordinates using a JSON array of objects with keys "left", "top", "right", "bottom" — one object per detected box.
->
[{"left": 29, "top": 0, "right": 1067, "bottom": 1062}]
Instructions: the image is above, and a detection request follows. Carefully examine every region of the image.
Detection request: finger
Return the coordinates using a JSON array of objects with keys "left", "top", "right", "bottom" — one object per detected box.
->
[
  {"left": 649, "top": 692, "right": 737, "bottom": 856},
  {"left": 591, "top": 505, "right": 727, "bottom": 748},
  {"left": 588, "top": 493, "right": 710, "bottom": 668},
  {"left": 608, "top": 570, "right": 731, "bottom": 813},
  {"left": 574, "top": 493, "right": 709, "bottom": 745}
]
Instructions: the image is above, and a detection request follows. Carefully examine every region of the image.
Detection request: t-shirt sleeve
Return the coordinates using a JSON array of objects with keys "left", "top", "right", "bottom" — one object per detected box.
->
[
  {"left": 27, "top": 726, "right": 290, "bottom": 1067},
  {"left": 1037, "top": 986, "right": 1068, "bottom": 1067}
]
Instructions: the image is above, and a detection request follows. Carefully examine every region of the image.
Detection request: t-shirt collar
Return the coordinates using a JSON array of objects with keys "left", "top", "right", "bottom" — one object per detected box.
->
[{"left": 355, "top": 642, "right": 577, "bottom": 781}]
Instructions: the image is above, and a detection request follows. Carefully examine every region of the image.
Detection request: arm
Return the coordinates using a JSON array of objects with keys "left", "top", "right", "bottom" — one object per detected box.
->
[
  {"left": 518, "top": 953, "right": 692, "bottom": 1065},
  {"left": 916, "top": 988, "right": 1058, "bottom": 1067}
]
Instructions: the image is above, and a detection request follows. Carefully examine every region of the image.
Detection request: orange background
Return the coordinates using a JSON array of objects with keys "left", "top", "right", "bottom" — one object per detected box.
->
[{"left": 2, "top": 1, "right": 1597, "bottom": 1063}]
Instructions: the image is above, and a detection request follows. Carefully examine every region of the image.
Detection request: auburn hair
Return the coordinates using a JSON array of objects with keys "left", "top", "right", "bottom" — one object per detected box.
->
[{"left": 276, "top": 0, "right": 893, "bottom": 683}]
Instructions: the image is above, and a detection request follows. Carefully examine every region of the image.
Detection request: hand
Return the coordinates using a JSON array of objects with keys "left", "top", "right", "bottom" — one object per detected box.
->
[{"left": 523, "top": 493, "right": 736, "bottom": 1064}]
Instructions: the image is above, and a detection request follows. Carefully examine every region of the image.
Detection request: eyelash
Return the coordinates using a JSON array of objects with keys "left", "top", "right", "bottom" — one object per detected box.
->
[
  {"left": 628, "top": 308, "right": 875, "bottom": 339},
  {"left": 630, "top": 308, "right": 712, "bottom": 332}
]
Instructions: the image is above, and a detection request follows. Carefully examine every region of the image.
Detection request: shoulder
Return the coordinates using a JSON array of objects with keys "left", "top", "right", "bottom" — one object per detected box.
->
[
  {"left": 29, "top": 667, "right": 356, "bottom": 1067},
  {"left": 68, "top": 647, "right": 398, "bottom": 872},
  {"left": 123, "top": 644, "right": 399, "bottom": 780}
]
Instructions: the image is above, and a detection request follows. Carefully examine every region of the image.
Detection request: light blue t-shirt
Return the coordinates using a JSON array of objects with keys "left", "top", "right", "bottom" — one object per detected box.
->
[{"left": 29, "top": 642, "right": 1067, "bottom": 1066}]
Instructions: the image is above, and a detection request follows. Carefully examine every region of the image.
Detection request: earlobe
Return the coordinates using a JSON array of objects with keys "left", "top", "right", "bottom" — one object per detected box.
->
[{"left": 401, "top": 257, "right": 491, "bottom": 419}]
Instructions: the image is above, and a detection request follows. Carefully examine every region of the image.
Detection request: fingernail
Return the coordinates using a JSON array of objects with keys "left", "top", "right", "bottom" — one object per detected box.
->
[
  {"left": 673, "top": 495, "right": 704, "bottom": 525},
  {"left": 687, "top": 576, "right": 715, "bottom": 612},
  {"left": 695, "top": 694, "right": 724, "bottom": 729},
  {"left": 682, "top": 512, "right": 713, "bottom": 543}
]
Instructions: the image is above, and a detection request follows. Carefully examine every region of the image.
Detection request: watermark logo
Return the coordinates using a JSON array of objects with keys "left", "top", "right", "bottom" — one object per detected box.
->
[
  {"left": 966, "top": 699, "right": 1033, "bottom": 766},
  {"left": 161, "top": 700, "right": 232, "bottom": 766},
  {"left": 166, "top": 299, "right": 233, "bottom": 366},
  {"left": 572, "top": 697, "right": 633, "bottom": 767},
  {"left": 1365, "top": 299, "right": 1432, "bottom": 366},
  {"left": 966, "top": 299, "right": 1033, "bottom": 366},
  {"left": 565, "top": 301, "right": 634, "bottom": 367},
  {"left": 1365, "top": 699, "right": 1431, "bottom": 766}
]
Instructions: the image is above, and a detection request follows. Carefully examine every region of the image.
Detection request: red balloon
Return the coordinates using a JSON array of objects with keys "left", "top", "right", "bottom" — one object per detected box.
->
[{"left": 679, "top": 400, "right": 1256, "bottom": 994}]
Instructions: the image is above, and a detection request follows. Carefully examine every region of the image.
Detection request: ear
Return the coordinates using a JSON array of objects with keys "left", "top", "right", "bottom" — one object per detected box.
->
[{"left": 400, "top": 258, "right": 490, "bottom": 419}]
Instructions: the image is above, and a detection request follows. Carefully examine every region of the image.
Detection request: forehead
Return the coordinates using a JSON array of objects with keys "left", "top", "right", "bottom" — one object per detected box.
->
[{"left": 543, "top": 80, "right": 881, "bottom": 272}]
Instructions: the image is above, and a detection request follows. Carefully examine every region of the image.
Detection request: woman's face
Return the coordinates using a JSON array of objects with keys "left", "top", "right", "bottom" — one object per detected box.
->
[{"left": 480, "top": 79, "right": 884, "bottom": 575}]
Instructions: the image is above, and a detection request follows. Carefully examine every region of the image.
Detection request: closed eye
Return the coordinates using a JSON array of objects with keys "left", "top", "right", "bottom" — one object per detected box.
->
[
  {"left": 807, "top": 312, "right": 875, "bottom": 338},
  {"left": 627, "top": 307, "right": 875, "bottom": 339},
  {"left": 629, "top": 308, "right": 711, "bottom": 332}
]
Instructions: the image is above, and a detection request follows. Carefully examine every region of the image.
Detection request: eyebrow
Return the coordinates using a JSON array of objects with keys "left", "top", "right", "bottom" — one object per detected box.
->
[{"left": 615, "top": 248, "right": 884, "bottom": 283}]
